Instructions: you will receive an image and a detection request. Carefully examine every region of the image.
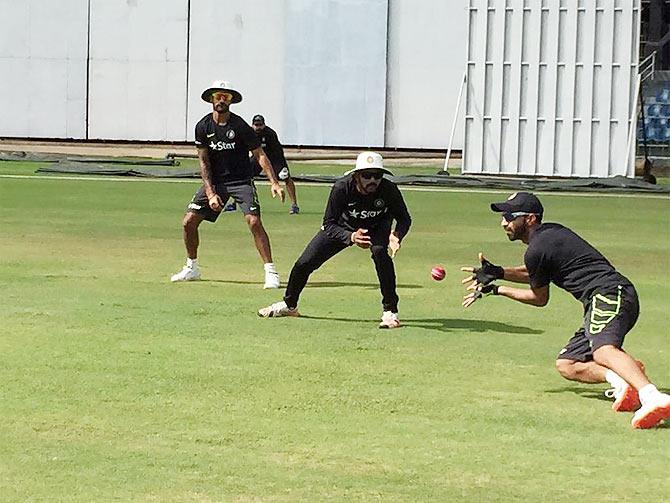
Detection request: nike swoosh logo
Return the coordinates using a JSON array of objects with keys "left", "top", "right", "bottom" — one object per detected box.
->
[
  {"left": 348, "top": 202, "right": 356, "bottom": 206},
  {"left": 207, "top": 133, "right": 216, "bottom": 138}
]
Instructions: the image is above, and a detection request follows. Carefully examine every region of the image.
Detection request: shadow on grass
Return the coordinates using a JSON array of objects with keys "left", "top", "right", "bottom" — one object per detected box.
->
[
  {"left": 202, "top": 279, "right": 423, "bottom": 289},
  {"left": 299, "top": 315, "right": 542, "bottom": 335}
]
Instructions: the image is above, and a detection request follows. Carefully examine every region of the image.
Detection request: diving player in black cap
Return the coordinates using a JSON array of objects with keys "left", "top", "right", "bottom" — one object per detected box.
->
[{"left": 461, "top": 192, "right": 670, "bottom": 429}]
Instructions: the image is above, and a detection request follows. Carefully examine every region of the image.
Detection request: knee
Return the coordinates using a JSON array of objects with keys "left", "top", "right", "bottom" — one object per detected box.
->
[
  {"left": 592, "top": 344, "right": 619, "bottom": 367},
  {"left": 182, "top": 213, "right": 200, "bottom": 231},
  {"left": 294, "top": 256, "right": 317, "bottom": 273},
  {"left": 370, "top": 244, "right": 389, "bottom": 260},
  {"left": 246, "top": 215, "right": 262, "bottom": 230},
  {"left": 555, "top": 359, "right": 579, "bottom": 380}
]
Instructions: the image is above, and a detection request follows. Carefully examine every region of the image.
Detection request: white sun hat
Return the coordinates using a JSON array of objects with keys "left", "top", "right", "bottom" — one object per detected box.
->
[
  {"left": 344, "top": 151, "right": 394, "bottom": 176},
  {"left": 201, "top": 80, "right": 243, "bottom": 103}
]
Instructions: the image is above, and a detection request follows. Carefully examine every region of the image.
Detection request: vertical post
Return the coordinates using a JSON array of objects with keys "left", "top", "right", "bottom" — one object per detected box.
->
[{"left": 443, "top": 70, "right": 467, "bottom": 172}]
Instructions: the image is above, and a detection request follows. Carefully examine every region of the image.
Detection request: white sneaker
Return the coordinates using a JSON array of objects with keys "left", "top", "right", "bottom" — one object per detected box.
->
[
  {"left": 379, "top": 311, "right": 401, "bottom": 329},
  {"left": 631, "top": 392, "right": 670, "bottom": 429},
  {"left": 170, "top": 265, "right": 201, "bottom": 282},
  {"left": 264, "top": 270, "right": 280, "bottom": 289},
  {"left": 258, "top": 301, "right": 299, "bottom": 318}
]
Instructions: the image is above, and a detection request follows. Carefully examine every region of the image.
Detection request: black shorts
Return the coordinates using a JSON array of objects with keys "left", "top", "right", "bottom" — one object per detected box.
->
[
  {"left": 186, "top": 182, "right": 260, "bottom": 222},
  {"left": 557, "top": 284, "right": 639, "bottom": 362},
  {"left": 250, "top": 158, "right": 290, "bottom": 180}
]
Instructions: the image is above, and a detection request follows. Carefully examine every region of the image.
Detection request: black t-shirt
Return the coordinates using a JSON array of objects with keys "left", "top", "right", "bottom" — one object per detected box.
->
[
  {"left": 321, "top": 175, "right": 412, "bottom": 244},
  {"left": 524, "top": 223, "right": 632, "bottom": 304},
  {"left": 194, "top": 112, "right": 261, "bottom": 184},
  {"left": 255, "top": 126, "right": 287, "bottom": 169}
]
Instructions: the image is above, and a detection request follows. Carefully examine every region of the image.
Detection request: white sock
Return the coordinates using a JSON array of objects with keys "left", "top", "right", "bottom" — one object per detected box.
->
[
  {"left": 639, "top": 383, "right": 660, "bottom": 404},
  {"left": 605, "top": 369, "right": 626, "bottom": 389},
  {"left": 187, "top": 258, "right": 198, "bottom": 268},
  {"left": 264, "top": 262, "right": 276, "bottom": 273}
]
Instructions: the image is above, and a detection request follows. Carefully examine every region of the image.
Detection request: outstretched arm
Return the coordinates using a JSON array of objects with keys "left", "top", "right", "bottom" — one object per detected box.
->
[{"left": 463, "top": 283, "right": 549, "bottom": 308}]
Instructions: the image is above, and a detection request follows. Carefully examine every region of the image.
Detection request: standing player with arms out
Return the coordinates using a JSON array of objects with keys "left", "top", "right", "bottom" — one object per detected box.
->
[
  {"left": 170, "top": 80, "right": 285, "bottom": 288},
  {"left": 225, "top": 114, "right": 300, "bottom": 215},
  {"left": 461, "top": 192, "right": 670, "bottom": 429},
  {"left": 258, "top": 151, "right": 411, "bottom": 329}
]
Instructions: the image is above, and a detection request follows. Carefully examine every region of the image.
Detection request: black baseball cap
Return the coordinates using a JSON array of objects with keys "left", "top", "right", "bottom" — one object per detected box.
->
[
  {"left": 490, "top": 192, "right": 543, "bottom": 216},
  {"left": 252, "top": 114, "right": 265, "bottom": 124}
]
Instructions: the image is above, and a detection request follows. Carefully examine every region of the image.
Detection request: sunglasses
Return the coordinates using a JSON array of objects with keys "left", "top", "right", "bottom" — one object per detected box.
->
[
  {"left": 360, "top": 171, "right": 384, "bottom": 180},
  {"left": 211, "top": 92, "right": 233, "bottom": 102},
  {"left": 502, "top": 211, "right": 532, "bottom": 222}
]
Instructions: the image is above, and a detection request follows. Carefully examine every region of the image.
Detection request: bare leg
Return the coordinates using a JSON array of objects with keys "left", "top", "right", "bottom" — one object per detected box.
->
[
  {"left": 245, "top": 214, "right": 272, "bottom": 263},
  {"left": 556, "top": 359, "right": 608, "bottom": 383},
  {"left": 183, "top": 212, "right": 204, "bottom": 259},
  {"left": 285, "top": 179, "right": 298, "bottom": 206},
  {"left": 593, "top": 345, "right": 650, "bottom": 390}
]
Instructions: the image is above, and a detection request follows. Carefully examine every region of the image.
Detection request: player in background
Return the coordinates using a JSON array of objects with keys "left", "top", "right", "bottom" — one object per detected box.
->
[
  {"left": 461, "top": 192, "right": 670, "bottom": 429},
  {"left": 258, "top": 151, "right": 411, "bottom": 329},
  {"left": 225, "top": 114, "right": 300, "bottom": 215},
  {"left": 171, "top": 80, "right": 285, "bottom": 289}
]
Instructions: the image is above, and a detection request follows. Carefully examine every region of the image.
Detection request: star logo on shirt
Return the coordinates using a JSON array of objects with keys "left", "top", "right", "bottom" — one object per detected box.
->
[{"left": 349, "top": 209, "right": 360, "bottom": 218}]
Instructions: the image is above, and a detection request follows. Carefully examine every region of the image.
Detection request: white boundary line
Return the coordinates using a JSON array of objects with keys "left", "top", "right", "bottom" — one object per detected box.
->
[{"left": 1, "top": 173, "right": 668, "bottom": 200}]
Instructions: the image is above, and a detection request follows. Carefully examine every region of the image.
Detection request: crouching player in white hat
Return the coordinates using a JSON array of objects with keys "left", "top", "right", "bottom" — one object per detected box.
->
[
  {"left": 258, "top": 151, "right": 412, "bottom": 329},
  {"left": 170, "top": 80, "right": 285, "bottom": 288}
]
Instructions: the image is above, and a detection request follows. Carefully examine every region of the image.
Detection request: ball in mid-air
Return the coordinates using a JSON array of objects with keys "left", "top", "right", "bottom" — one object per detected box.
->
[{"left": 431, "top": 265, "right": 446, "bottom": 281}]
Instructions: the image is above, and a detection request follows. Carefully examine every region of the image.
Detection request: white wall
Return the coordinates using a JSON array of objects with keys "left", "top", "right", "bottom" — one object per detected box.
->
[
  {"left": 0, "top": 0, "right": 88, "bottom": 138},
  {"left": 0, "top": 1, "right": 485, "bottom": 151},
  {"left": 188, "top": 0, "right": 388, "bottom": 147},
  {"left": 463, "top": 0, "right": 640, "bottom": 177},
  {"left": 386, "top": 0, "right": 468, "bottom": 149},
  {"left": 88, "top": 0, "right": 188, "bottom": 140}
]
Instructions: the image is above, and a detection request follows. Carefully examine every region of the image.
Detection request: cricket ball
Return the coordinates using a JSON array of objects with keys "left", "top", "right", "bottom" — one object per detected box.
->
[{"left": 431, "top": 265, "right": 446, "bottom": 281}]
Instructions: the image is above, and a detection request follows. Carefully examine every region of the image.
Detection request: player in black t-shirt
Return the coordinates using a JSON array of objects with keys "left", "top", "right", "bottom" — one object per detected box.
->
[
  {"left": 258, "top": 151, "right": 412, "bottom": 329},
  {"left": 170, "top": 80, "right": 285, "bottom": 289},
  {"left": 224, "top": 114, "right": 300, "bottom": 215},
  {"left": 460, "top": 192, "right": 670, "bottom": 429}
]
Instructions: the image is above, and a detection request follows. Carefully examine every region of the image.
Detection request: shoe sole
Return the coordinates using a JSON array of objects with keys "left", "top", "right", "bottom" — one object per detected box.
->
[
  {"left": 632, "top": 404, "right": 670, "bottom": 429},
  {"left": 612, "top": 386, "right": 640, "bottom": 412},
  {"left": 258, "top": 310, "right": 300, "bottom": 318},
  {"left": 171, "top": 276, "right": 201, "bottom": 282},
  {"left": 379, "top": 323, "right": 401, "bottom": 329},
  {"left": 263, "top": 284, "right": 281, "bottom": 289}
]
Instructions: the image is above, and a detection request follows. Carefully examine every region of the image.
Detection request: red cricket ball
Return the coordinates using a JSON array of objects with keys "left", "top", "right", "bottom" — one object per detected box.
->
[{"left": 431, "top": 265, "right": 446, "bottom": 281}]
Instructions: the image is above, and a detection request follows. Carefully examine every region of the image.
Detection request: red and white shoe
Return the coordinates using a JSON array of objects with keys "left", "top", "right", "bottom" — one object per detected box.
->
[
  {"left": 631, "top": 392, "right": 670, "bottom": 429},
  {"left": 606, "top": 384, "right": 640, "bottom": 412},
  {"left": 605, "top": 360, "right": 646, "bottom": 412}
]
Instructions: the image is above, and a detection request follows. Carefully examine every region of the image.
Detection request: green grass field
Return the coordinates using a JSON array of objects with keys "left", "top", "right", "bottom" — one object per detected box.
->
[{"left": 1, "top": 161, "right": 669, "bottom": 501}]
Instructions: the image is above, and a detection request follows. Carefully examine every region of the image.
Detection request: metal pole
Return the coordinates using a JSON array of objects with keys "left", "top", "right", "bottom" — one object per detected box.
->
[{"left": 443, "top": 70, "right": 467, "bottom": 172}]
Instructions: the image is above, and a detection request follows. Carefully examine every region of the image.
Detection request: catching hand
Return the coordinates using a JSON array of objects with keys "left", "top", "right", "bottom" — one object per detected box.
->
[
  {"left": 351, "top": 228, "right": 371, "bottom": 249},
  {"left": 460, "top": 252, "right": 504, "bottom": 290},
  {"left": 462, "top": 283, "right": 499, "bottom": 308}
]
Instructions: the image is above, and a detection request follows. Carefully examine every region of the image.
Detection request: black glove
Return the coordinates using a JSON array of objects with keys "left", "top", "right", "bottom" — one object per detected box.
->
[
  {"left": 472, "top": 283, "right": 499, "bottom": 300},
  {"left": 473, "top": 258, "right": 504, "bottom": 285}
]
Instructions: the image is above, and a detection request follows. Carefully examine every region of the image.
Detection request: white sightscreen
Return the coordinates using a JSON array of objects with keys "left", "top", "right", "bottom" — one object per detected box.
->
[
  {"left": 87, "top": 0, "right": 188, "bottom": 140},
  {"left": 463, "top": 0, "right": 640, "bottom": 177},
  {"left": 188, "top": 0, "right": 388, "bottom": 147},
  {"left": 385, "top": 0, "right": 468, "bottom": 149},
  {"left": 0, "top": 0, "right": 88, "bottom": 138}
]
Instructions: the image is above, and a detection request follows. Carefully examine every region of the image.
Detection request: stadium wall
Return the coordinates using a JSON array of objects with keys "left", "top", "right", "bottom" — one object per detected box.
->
[{"left": 0, "top": 0, "right": 465, "bottom": 149}]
